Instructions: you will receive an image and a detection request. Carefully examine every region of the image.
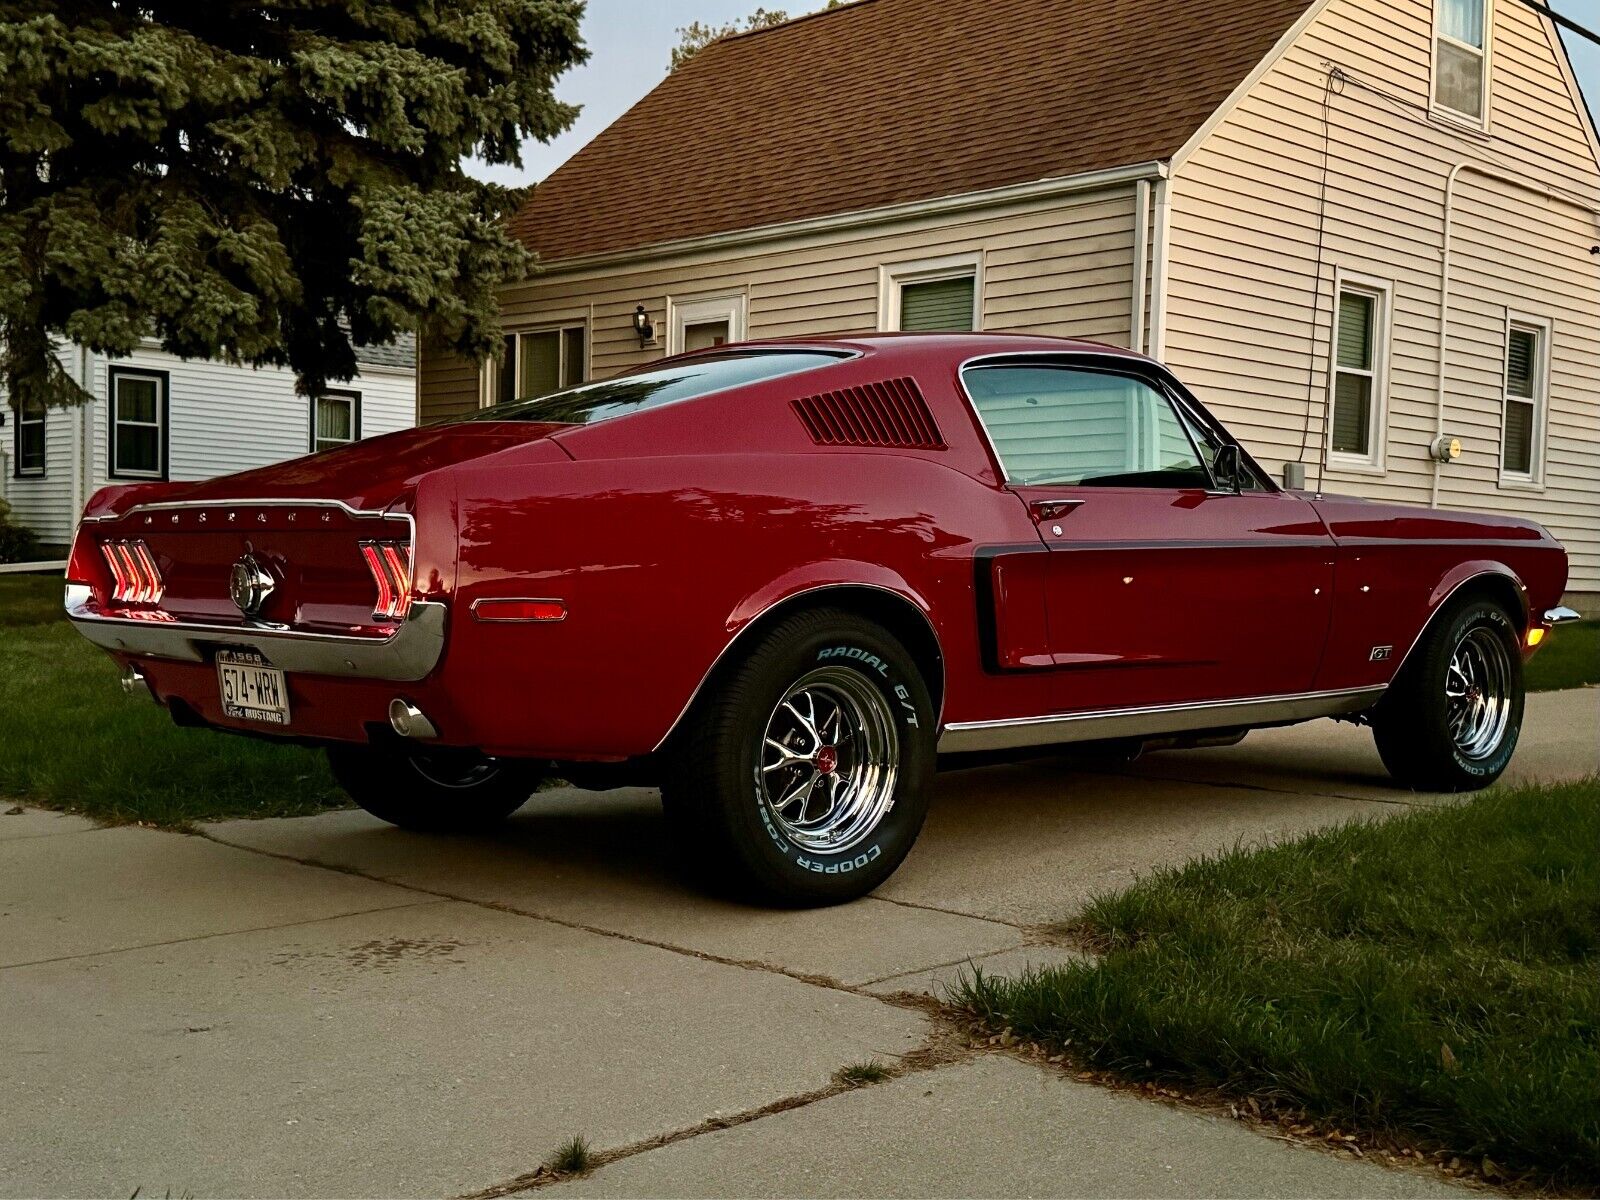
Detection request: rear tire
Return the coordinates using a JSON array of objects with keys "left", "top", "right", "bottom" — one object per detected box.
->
[
  {"left": 1371, "top": 596, "right": 1524, "bottom": 792},
  {"left": 327, "top": 743, "right": 545, "bottom": 832},
  {"left": 662, "top": 608, "right": 936, "bottom": 907}
]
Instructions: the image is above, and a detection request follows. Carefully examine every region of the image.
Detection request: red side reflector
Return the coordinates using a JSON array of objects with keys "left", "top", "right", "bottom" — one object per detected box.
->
[{"left": 472, "top": 598, "right": 567, "bottom": 623}]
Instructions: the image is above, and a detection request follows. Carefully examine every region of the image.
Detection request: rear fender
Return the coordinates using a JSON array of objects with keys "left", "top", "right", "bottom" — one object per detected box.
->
[{"left": 653, "top": 561, "right": 944, "bottom": 752}]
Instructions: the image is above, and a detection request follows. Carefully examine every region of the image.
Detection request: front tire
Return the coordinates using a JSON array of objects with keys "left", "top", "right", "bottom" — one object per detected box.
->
[
  {"left": 327, "top": 743, "right": 545, "bottom": 832},
  {"left": 663, "top": 608, "right": 937, "bottom": 906},
  {"left": 1372, "top": 596, "right": 1524, "bottom": 791}
]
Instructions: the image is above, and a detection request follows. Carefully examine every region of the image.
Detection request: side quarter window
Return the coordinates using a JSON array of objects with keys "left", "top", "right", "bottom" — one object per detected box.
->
[{"left": 962, "top": 364, "right": 1210, "bottom": 489}]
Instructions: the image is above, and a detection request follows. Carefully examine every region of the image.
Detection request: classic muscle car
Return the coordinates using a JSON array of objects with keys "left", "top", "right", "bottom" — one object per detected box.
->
[{"left": 65, "top": 334, "right": 1577, "bottom": 904}]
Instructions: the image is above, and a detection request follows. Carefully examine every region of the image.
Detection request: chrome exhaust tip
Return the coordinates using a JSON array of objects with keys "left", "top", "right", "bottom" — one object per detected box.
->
[
  {"left": 121, "top": 666, "right": 151, "bottom": 699},
  {"left": 388, "top": 698, "right": 439, "bottom": 740}
]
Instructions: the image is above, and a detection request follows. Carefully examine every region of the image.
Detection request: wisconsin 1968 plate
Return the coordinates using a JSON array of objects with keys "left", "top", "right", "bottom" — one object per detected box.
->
[{"left": 217, "top": 648, "right": 290, "bottom": 725}]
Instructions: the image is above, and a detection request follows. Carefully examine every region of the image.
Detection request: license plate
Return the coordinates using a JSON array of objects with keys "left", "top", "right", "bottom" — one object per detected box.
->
[{"left": 217, "top": 649, "right": 291, "bottom": 725}]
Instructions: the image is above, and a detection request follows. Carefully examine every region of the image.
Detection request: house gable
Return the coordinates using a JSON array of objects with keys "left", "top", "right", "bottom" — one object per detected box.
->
[{"left": 1159, "top": 0, "right": 1600, "bottom": 592}]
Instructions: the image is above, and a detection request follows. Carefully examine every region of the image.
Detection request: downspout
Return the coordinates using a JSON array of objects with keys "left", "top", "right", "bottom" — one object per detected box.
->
[
  {"left": 1431, "top": 163, "right": 1466, "bottom": 509},
  {"left": 1131, "top": 179, "right": 1152, "bottom": 355},
  {"left": 1148, "top": 173, "right": 1174, "bottom": 361},
  {"left": 1431, "top": 160, "right": 1600, "bottom": 508},
  {"left": 71, "top": 343, "right": 92, "bottom": 520}
]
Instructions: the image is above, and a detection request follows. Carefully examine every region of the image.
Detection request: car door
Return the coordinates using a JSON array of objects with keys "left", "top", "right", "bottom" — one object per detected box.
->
[{"left": 962, "top": 357, "right": 1335, "bottom": 712}]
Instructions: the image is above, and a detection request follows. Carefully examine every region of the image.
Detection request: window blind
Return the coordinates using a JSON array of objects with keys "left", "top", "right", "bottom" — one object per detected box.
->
[{"left": 899, "top": 277, "right": 975, "bottom": 332}]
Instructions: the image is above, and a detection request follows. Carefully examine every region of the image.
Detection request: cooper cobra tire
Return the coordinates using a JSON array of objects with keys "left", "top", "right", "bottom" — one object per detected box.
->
[
  {"left": 1371, "top": 596, "right": 1524, "bottom": 792},
  {"left": 326, "top": 743, "right": 544, "bottom": 832},
  {"left": 662, "top": 608, "right": 936, "bottom": 907}
]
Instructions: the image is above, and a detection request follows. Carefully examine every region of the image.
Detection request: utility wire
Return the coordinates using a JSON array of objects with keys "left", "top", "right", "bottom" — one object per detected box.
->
[{"left": 1511, "top": 0, "right": 1600, "bottom": 48}]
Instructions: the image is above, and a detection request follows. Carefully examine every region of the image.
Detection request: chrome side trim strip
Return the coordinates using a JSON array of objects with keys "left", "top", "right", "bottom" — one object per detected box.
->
[
  {"left": 1544, "top": 606, "right": 1582, "bottom": 624},
  {"left": 80, "top": 496, "right": 410, "bottom": 523},
  {"left": 66, "top": 599, "right": 448, "bottom": 683},
  {"left": 936, "top": 685, "right": 1386, "bottom": 754}
]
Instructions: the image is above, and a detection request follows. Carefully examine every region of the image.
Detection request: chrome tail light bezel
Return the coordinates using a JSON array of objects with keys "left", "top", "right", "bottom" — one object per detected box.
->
[
  {"left": 99, "top": 539, "right": 165, "bottom": 606},
  {"left": 360, "top": 540, "right": 416, "bottom": 623}
]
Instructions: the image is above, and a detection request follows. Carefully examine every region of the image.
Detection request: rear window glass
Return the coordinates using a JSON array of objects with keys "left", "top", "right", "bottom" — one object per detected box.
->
[{"left": 457, "top": 350, "right": 848, "bottom": 426}]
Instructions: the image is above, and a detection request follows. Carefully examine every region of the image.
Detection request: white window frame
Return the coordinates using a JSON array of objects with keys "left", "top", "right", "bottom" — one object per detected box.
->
[
  {"left": 1431, "top": 0, "right": 1494, "bottom": 132},
  {"left": 311, "top": 390, "right": 361, "bottom": 453},
  {"left": 666, "top": 292, "right": 747, "bottom": 356},
  {"left": 107, "top": 366, "right": 168, "bottom": 481},
  {"left": 1498, "top": 311, "right": 1551, "bottom": 490},
  {"left": 878, "top": 252, "right": 983, "bottom": 333},
  {"left": 13, "top": 395, "right": 46, "bottom": 478},
  {"left": 481, "top": 318, "right": 590, "bottom": 407},
  {"left": 1324, "top": 271, "right": 1394, "bottom": 476}
]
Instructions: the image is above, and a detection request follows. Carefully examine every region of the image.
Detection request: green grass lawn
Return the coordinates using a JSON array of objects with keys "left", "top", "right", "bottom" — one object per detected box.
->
[
  {"left": 952, "top": 777, "right": 1600, "bottom": 1189},
  {"left": 0, "top": 574, "right": 343, "bottom": 825},
  {"left": 1526, "top": 618, "right": 1600, "bottom": 692}
]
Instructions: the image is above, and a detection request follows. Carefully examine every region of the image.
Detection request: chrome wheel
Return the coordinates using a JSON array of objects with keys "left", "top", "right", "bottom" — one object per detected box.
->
[
  {"left": 759, "top": 666, "right": 900, "bottom": 854},
  {"left": 1445, "top": 626, "right": 1514, "bottom": 760}
]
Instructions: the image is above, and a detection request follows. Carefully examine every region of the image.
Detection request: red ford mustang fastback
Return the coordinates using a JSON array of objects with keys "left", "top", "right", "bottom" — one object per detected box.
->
[{"left": 66, "top": 334, "right": 1576, "bottom": 904}]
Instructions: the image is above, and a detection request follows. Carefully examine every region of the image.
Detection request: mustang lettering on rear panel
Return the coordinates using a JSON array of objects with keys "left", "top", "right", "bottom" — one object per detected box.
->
[{"left": 63, "top": 334, "right": 1576, "bottom": 905}]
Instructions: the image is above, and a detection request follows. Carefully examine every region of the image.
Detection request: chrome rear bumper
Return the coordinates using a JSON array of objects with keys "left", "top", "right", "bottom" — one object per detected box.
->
[{"left": 66, "top": 590, "right": 447, "bottom": 682}]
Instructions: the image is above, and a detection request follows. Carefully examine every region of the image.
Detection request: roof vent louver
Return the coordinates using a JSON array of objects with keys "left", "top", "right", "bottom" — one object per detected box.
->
[{"left": 791, "top": 377, "right": 945, "bottom": 450}]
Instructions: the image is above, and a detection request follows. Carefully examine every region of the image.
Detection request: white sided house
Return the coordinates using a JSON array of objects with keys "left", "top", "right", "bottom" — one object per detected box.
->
[
  {"left": 3, "top": 336, "right": 416, "bottom": 548},
  {"left": 421, "top": 0, "right": 1600, "bottom": 611}
]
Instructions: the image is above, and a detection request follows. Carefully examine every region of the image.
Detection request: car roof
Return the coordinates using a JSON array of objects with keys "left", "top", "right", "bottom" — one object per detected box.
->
[{"left": 683, "top": 331, "right": 1153, "bottom": 365}]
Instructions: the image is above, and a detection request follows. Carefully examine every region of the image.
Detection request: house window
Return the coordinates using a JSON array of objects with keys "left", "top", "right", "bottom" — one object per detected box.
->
[
  {"left": 108, "top": 368, "right": 167, "bottom": 480},
  {"left": 311, "top": 391, "right": 361, "bottom": 453},
  {"left": 1434, "top": 0, "right": 1490, "bottom": 125},
  {"left": 492, "top": 324, "right": 587, "bottom": 405},
  {"left": 1327, "top": 278, "right": 1392, "bottom": 470},
  {"left": 13, "top": 395, "right": 45, "bottom": 477},
  {"left": 1501, "top": 316, "right": 1549, "bottom": 484},
  {"left": 668, "top": 294, "right": 747, "bottom": 356},
  {"left": 881, "top": 256, "right": 980, "bottom": 333}
]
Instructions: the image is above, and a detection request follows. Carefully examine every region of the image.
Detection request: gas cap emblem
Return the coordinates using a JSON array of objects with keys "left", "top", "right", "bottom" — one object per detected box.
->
[{"left": 229, "top": 552, "right": 275, "bottom": 617}]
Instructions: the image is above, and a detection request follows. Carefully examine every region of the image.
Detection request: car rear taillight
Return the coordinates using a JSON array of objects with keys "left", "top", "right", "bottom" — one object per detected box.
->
[
  {"left": 360, "top": 540, "right": 414, "bottom": 622},
  {"left": 100, "top": 540, "right": 165, "bottom": 606}
]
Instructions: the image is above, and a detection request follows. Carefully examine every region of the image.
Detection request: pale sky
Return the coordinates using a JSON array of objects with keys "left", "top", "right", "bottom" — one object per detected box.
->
[{"left": 469, "top": 0, "right": 1599, "bottom": 187}]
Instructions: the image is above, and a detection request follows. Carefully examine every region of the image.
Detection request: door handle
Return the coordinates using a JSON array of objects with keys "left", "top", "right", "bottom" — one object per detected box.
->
[{"left": 1029, "top": 499, "right": 1083, "bottom": 522}]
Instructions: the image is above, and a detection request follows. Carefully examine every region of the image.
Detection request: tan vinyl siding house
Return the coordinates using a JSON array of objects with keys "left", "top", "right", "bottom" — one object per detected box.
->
[{"left": 420, "top": 0, "right": 1600, "bottom": 607}]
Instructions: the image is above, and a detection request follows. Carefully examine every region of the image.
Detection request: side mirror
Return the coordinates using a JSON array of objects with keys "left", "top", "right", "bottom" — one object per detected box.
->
[{"left": 1214, "top": 444, "right": 1244, "bottom": 494}]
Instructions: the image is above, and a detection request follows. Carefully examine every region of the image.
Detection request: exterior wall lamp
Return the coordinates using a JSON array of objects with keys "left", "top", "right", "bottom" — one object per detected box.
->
[{"left": 632, "top": 304, "right": 655, "bottom": 346}]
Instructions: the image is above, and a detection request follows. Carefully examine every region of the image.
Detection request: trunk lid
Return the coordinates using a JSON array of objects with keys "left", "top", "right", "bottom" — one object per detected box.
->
[{"left": 72, "top": 424, "right": 571, "bottom": 638}]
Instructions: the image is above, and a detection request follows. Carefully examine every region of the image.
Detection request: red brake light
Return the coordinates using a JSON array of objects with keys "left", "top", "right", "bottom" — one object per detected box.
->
[
  {"left": 100, "top": 540, "right": 164, "bottom": 606},
  {"left": 361, "top": 540, "right": 414, "bottom": 621}
]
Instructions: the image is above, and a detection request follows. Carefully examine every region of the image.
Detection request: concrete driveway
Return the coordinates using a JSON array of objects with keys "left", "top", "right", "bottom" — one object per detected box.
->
[{"left": 3, "top": 689, "right": 1594, "bottom": 1199}]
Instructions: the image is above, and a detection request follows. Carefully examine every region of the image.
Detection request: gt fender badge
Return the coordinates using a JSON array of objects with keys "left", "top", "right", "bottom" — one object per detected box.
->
[{"left": 1369, "top": 645, "right": 1393, "bottom": 662}]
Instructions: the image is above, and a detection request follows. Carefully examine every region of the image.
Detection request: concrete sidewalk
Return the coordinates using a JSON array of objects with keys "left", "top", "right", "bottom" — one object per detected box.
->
[{"left": 2, "top": 688, "right": 1593, "bottom": 1198}]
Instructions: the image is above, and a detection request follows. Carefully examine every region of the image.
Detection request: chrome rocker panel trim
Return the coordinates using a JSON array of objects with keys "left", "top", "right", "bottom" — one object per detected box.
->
[
  {"left": 66, "top": 594, "right": 448, "bottom": 683},
  {"left": 1543, "top": 606, "right": 1582, "bottom": 624},
  {"left": 937, "top": 685, "right": 1387, "bottom": 754}
]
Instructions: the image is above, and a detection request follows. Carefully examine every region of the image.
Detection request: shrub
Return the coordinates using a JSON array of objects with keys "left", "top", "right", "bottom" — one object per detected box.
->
[{"left": 0, "top": 498, "right": 43, "bottom": 564}]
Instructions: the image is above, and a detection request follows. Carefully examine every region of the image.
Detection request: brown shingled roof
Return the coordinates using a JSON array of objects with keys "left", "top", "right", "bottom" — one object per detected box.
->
[{"left": 510, "top": 0, "right": 1314, "bottom": 262}]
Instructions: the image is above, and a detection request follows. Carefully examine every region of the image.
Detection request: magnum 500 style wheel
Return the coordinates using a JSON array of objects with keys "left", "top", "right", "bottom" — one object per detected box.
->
[
  {"left": 663, "top": 608, "right": 937, "bottom": 906},
  {"left": 327, "top": 743, "right": 545, "bottom": 832},
  {"left": 1372, "top": 596, "right": 1524, "bottom": 792}
]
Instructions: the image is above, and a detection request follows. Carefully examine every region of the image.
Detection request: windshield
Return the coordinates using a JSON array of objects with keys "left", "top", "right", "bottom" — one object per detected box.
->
[{"left": 457, "top": 349, "right": 850, "bottom": 426}]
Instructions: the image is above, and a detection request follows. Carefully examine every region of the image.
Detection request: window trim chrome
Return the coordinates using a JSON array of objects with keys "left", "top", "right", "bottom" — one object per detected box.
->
[{"left": 955, "top": 352, "right": 1276, "bottom": 493}]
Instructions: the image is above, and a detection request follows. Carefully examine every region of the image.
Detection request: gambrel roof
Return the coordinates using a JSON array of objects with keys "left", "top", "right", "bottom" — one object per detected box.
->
[{"left": 510, "top": 0, "right": 1315, "bottom": 262}]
